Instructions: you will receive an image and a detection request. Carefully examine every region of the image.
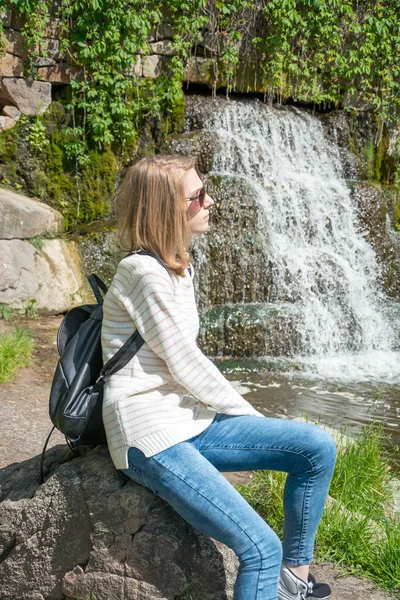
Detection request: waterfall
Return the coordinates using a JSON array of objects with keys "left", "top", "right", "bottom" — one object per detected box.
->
[{"left": 192, "top": 99, "right": 399, "bottom": 380}]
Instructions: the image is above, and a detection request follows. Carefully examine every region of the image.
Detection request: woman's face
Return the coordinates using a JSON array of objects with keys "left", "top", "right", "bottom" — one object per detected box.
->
[{"left": 183, "top": 168, "right": 215, "bottom": 234}]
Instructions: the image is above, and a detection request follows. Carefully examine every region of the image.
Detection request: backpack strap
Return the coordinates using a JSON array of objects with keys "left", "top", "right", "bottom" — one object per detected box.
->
[
  {"left": 99, "top": 329, "right": 145, "bottom": 382},
  {"left": 88, "top": 274, "right": 108, "bottom": 305}
]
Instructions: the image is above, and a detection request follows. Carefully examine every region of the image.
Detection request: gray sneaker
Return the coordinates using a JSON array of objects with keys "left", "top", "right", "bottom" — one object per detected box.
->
[{"left": 278, "top": 565, "right": 332, "bottom": 600}]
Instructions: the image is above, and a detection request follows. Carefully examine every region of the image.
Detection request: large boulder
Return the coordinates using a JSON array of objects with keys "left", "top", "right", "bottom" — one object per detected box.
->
[
  {"left": 0, "top": 78, "right": 52, "bottom": 115},
  {"left": 0, "top": 445, "right": 238, "bottom": 600},
  {"left": 0, "top": 188, "right": 63, "bottom": 240},
  {"left": 0, "top": 238, "right": 91, "bottom": 313}
]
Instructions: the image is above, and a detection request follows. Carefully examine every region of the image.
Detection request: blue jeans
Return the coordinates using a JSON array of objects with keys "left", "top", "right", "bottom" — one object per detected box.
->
[{"left": 122, "top": 414, "right": 336, "bottom": 600}]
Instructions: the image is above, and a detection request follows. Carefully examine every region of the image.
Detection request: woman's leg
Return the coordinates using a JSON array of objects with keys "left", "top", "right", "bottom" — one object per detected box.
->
[
  {"left": 198, "top": 414, "right": 337, "bottom": 570},
  {"left": 122, "top": 441, "right": 283, "bottom": 600}
]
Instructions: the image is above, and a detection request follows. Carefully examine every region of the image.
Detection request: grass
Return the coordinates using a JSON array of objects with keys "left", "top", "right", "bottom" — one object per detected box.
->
[
  {"left": 0, "top": 303, "right": 15, "bottom": 321},
  {"left": 236, "top": 423, "right": 400, "bottom": 595},
  {"left": 0, "top": 326, "right": 35, "bottom": 383}
]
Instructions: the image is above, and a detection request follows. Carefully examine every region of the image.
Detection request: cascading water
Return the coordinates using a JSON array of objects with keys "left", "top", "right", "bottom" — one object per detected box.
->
[{"left": 194, "top": 99, "right": 400, "bottom": 381}]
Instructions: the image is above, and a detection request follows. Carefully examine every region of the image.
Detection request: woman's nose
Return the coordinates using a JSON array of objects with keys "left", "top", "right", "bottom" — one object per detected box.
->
[{"left": 204, "top": 194, "right": 215, "bottom": 208}]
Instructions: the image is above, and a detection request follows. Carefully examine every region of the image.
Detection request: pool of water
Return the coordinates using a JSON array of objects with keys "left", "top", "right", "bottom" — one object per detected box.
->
[{"left": 224, "top": 365, "right": 400, "bottom": 468}]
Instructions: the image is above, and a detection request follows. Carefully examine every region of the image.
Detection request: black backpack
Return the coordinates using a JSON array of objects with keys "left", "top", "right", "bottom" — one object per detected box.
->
[{"left": 40, "top": 250, "right": 168, "bottom": 482}]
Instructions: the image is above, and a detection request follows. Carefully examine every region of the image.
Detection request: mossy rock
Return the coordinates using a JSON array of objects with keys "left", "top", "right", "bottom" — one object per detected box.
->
[
  {"left": 161, "top": 130, "right": 222, "bottom": 173},
  {"left": 351, "top": 181, "right": 400, "bottom": 298},
  {"left": 190, "top": 174, "right": 273, "bottom": 309},
  {"left": 0, "top": 104, "right": 118, "bottom": 230},
  {"left": 198, "top": 302, "right": 300, "bottom": 357},
  {"left": 75, "top": 223, "right": 125, "bottom": 287}
]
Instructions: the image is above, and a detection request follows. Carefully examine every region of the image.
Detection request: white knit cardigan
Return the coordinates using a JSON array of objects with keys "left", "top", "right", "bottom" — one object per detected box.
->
[{"left": 101, "top": 253, "right": 263, "bottom": 470}]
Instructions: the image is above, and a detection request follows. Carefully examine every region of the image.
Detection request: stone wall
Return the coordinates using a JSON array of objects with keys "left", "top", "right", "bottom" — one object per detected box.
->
[
  {"left": 0, "top": 6, "right": 261, "bottom": 128},
  {"left": 0, "top": 187, "right": 91, "bottom": 313}
]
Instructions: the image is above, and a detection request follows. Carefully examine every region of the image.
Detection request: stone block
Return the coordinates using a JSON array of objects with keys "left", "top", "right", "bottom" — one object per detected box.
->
[
  {"left": 45, "top": 17, "right": 62, "bottom": 39},
  {"left": 35, "top": 38, "right": 62, "bottom": 62},
  {"left": 4, "top": 28, "right": 25, "bottom": 57},
  {"left": 33, "top": 56, "right": 57, "bottom": 67},
  {"left": 0, "top": 78, "right": 51, "bottom": 115},
  {"left": 37, "top": 62, "right": 83, "bottom": 84},
  {"left": 1, "top": 8, "right": 13, "bottom": 28},
  {"left": 157, "top": 22, "right": 174, "bottom": 40},
  {"left": 0, "top": 238, "right": 90, "bottom": 313},
  {"left": 0, "top": 53, "right": 24, "bottom": 77},
  {"left": 11, "top": 10, "right": 27, "bottom": 30},
  {"left": 2, "top": 105, "right": 21, "bottom": 121},
  {"left": 142, "top": 54, "right": 163, "bottom": 79},
  {"left": 126, "top": 55, "right": 142, "bottom": 77},
  {"left": 45, "top": 37, "right": 62, "bottom": 61},
  {"left": 0, "top": 187, "right": 63, "bottom": 240},
  {"left": 0, "top": 116, "right": 16, "bottom": 131},
  {"left": 149, "top": 40, "right": 177, "bottom": 56},
  {"left": 184, "top": 57, "right": 216, "bottom": 85}
]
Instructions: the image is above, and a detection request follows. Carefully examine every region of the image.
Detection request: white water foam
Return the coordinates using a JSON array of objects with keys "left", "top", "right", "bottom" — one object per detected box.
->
[{"left": 199, "top": 99, "right": 400, "bottom": 380}]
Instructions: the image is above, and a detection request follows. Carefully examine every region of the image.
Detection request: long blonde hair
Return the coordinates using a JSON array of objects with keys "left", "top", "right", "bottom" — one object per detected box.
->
[{"left": 114, "top": 155, "right": 195, "bottom": 277}]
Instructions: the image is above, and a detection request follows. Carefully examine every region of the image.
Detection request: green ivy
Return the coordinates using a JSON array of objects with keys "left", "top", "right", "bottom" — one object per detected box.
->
[{"left": 2, "top": 0, "right": 400, "bottom": 150}]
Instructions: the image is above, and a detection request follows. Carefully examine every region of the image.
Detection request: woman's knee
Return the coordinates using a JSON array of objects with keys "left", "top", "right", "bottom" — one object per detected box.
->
[
  {"left": 306, "top": 424, "right": 337, "bottom": 475},
  {"left": 240, "top": 527, "right": 282, "bottom": 567}
]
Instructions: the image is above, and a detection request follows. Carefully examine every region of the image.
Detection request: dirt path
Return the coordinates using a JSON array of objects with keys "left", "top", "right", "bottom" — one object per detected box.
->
[{"left": 0, "top": 316, "right": 396, "bottom": 599}]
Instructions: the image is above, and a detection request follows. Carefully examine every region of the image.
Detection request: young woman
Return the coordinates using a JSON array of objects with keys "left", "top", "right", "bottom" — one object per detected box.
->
[{"left": 101, "top": 155, "right": 336, "bottom": 600}]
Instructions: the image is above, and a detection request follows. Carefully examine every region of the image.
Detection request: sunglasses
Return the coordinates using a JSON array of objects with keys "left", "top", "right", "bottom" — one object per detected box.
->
[{"left": 185, "top": 179, "right": 208, "bottom": 220}]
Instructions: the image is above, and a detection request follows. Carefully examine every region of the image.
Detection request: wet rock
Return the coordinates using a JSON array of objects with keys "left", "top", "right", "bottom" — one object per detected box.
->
[
  {"left": 0, "top": 238, "right": 91, "bottom": 313},
  {"left": 190, "top": 175, "right": 272, "bottom": 309},
  {"left": 0, "top": 78, "right": 51, "bottom": 115},
  {"left": 0, "top": 188, "right": 63, "bottom": 239},
  {"left": 320, "top": 111, "right": 359, "bottom": 180},
  {"left": 199, "top": 302, "right": 301, "bottom": 357},
  {"left": 0, "top": 445, "right": 238, "bottom": 600},
  {"left": 162, "top": 130, "right": 222, "bottom": 174},
  {"left": 351, "top": 182, "right": 400, "bottom": 298},
  {"left": 184, "top": 57, "right": 216, "bottom": 86},
  {"left": 75, "top": 223, "right": 125, "bottom": 288}
]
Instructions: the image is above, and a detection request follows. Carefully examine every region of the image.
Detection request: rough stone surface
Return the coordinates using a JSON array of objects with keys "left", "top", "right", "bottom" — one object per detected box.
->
[
  {"left": 162, "top": 130, "right": 222, "bottom": 174},
  {"left": 0, "top": 445, "right": 239, "bottom": 600},
  {"left": 4, "top": 28, "right": 25, "bottom": 57},
  {"left": 45, "top": 17, "right": 62, "bottom": 39},
  {"left": 0, "top": 115, "right": 16, "bottom": 130},
  {"left": 352, "top": 182, "right": 400, "bottom": 298},
  {"left": 37, "top": 62, "right": 83, "bottom": 84},
  {"left": 149, "top": 40, "right": 177, "bottom": 56},
  {"left": 142, "top": 54, "right": 163, "bottom": 79},
  {"left": 33, "top": 56, "right": 57, "bottom": 68},
  {"left": 1, "top": 8, "right": 12, "bottom": 28},
  {"left": 2, "top": 104, "right": 21, "bottom": 120},
  {"left": 0, "top": 78, "right": 52, "bottom": 115},
  {"left": 126, "top": 55, "right": 142, "bottom": 78},
  {"left": 11, "top": 10, "right": 27, "bottom": 30},
  {"left": 0, "top": 188, "right": 63, "bottom": 239},
  {"left": 0, "top": 52, "right": 24, "bottom": 77},
  {"left": 184, "top": 57, "right": 216, "bottom": 86},
  {"left": 0, "top": 238, "right": 91, "bottom": 313}
]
